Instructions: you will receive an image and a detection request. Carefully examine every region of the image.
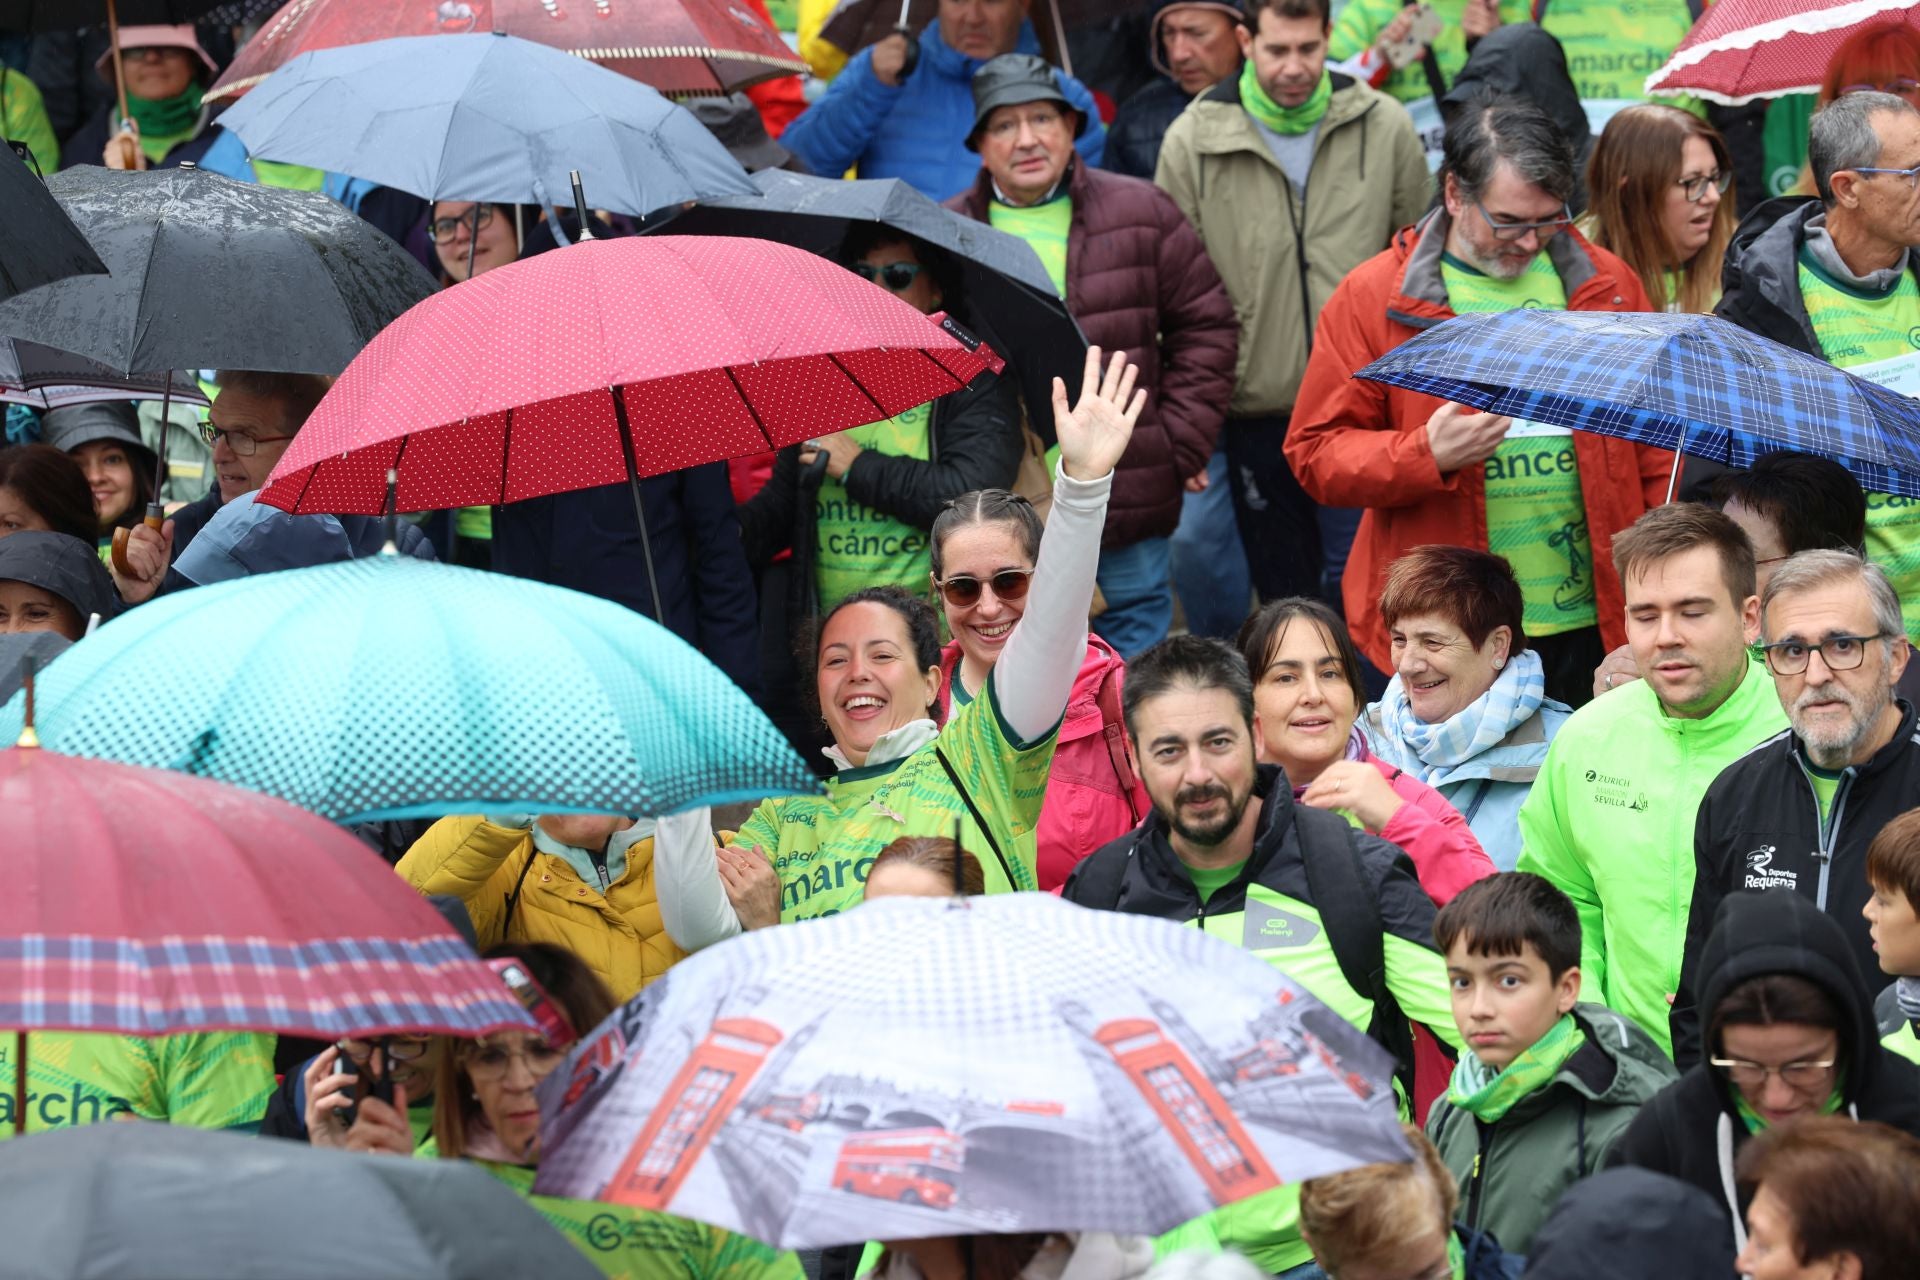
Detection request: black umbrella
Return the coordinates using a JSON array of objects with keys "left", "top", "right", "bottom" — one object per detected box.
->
[
  {"left": 0, "top": 163, "right": 438, "bottom": 377},
  {"left": 0, "top": 150, "right": 105, "bottom": 303},
  {"left": 0, "top": 336, "right": 203, "bottom": 409},
  {"left": 648, "top": 167, "right": 1086, "bottom": 442},
  {"left": 0, "top": 1123, "right": 601, "bottom": 1280}
]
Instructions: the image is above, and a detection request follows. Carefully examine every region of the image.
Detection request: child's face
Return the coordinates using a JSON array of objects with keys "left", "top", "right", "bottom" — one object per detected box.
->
[
  {"left": 1864, "top": 882, "right": 1920, "bottom": 975},
  {"left": 1447, "top": 938, "right": 1580, "bottom": 1071}
]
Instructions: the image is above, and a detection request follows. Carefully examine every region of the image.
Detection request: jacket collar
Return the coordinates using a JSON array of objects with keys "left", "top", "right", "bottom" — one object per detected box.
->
[
  {"left": 1389, "top": 206, "right": 1605, "bottom": 330},
  {"left": 1651, "top": 656, "right": 1780, "bottom": 740},
  {"left": 1789, "top": 696, "right": 1919, "bottom": 781},
  {"left": 1188, "top": 69, "right": 1370, "bottom": 158}
]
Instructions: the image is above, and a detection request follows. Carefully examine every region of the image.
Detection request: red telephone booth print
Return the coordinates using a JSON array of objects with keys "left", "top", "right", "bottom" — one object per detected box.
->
[
  {"left": 606, "top": 1017, "right": 784, "bottom": 1210},
  {"left": 1093, "top": 1018, "right": 1278, "bottom": 1202},
  {"left": 832, "top": 1128, "right": 966, "bottom": 1210}
]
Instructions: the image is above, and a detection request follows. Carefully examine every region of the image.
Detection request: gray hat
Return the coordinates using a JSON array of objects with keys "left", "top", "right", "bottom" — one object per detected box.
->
[
  {"left": 0, "top": 530, "right": 120, "bottom": 630},
  {"left": 685, "top": 94, "right": 796, "bottom": 174},
  {"left": 965, "top": 54, "right": 1085, "bottom": 151},
  {"left": 39, "top": 401, "right": 155, "bottom": 470}
]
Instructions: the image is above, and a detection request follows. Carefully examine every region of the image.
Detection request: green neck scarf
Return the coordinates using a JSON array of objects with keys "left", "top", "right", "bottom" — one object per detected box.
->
[
  {"left": 1734, "top": 1086, "right": 1846, "bottom": 1134},
  {"left": 123, "top": 83, "right": 204, "bottom": 153},
  {"left": 1240, "top": 61, "right": 1331, "bottom": 136},
  {"left": 1447, "top": 1013, "right": 1586, "bottom": 1123},
  {"left": 1447, "top": 1230, "right": 1467, "bottom": 1280}
]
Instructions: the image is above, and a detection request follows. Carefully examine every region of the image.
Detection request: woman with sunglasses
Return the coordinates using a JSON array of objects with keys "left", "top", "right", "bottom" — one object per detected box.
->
[
  {"left": 344, "top": 943, "right": 803, "bottom": 1279},
  {"left": 658, "top": 347, "right": 1143, "bottom": 946},
  {"left": 1584, "top": 106, "right": 1737, "bottom": 316},
  {"left": 1612, "top": 891, "right": 1920, "bottom": 1254},
  {"left": 927, "top": 488, "right": 1146, "bottom": 891}
]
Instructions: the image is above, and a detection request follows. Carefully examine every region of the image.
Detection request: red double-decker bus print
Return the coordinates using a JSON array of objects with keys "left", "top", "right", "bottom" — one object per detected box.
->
[
  {"left": 607, "top": 1017, "right": 783, "bottom": 1210},
  {"left": 833, "top": 1128, "right": 966, "bottom": 1210},
  {"left": 1093, "top": 1018, "right": 1278, "bottom": 1202}
]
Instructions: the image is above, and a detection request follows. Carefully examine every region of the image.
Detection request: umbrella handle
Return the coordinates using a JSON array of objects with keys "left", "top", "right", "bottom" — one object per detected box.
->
[
  {"left": 894, "top": 25, "right": 919, "bottom": 79},
  {"left": 109, "top": 504, "right": 166, "bottom": 580}
]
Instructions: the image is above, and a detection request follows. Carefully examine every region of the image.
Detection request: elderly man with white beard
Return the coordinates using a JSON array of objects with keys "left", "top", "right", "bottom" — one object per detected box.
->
[{"left": 1671, "top": 549, "right": 1920, "bottom": 1066}]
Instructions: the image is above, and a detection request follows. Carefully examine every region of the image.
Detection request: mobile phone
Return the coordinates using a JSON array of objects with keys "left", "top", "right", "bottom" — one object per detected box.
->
[
  {"left": 333, "top": 1044, "right": 396, "bottom": 1131},
  {"left": 1384, "top": 2, "right": 1443, "bottom": 68}
]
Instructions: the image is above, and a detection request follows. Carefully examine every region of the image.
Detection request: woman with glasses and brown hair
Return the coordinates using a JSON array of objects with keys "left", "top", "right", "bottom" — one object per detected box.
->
[
  {"left": 1612, "top": 890, "right": 1920, "bottom": 1256},
  {"left": 343, "top": 942, "right": 803, "bottom": 1279},
  {"left": 1584, "top": 106, "right": 1738, "bottom": 315}
]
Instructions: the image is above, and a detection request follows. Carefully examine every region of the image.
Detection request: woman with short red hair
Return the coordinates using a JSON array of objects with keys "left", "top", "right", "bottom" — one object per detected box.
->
[{"left": 1736, "top": 1116, "right": 1920, "bottom": 1280}]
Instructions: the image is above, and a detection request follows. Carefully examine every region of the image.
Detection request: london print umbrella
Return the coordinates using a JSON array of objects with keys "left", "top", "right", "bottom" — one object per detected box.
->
[
  {"left": 534, "top": 893, "right": 1408, "bottom": 1248},
  {"left": 0, "top": 555, "right": 817, "bottom": 824},
  {"left": 1354, "top": 308, "right": 1920, "bottom": 499},
  {"left": 215, "top": 33, "right": 755, "bottom": 219},
  {"left": 1645, "top": 0, "right": 1920, "bottom": 104},
  {"left": 0, "top": 1124, "right": 598, "bottom": 1280},
  {"left": 208, "top": 0, "right": 807, "bottom": 101}
]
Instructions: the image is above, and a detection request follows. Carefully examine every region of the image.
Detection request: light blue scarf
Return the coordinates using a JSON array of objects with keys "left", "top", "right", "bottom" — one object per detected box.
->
[{"left": 1370, "top": 649, "right": 1547, "bottom": 784}]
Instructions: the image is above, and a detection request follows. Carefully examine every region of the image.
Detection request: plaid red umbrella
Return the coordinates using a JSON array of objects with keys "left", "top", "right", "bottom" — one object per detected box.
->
[
  {"left": 258, "top": 234, "right": 1000, "bottom": 519},
  {"left": 0, "top": 740, "right": 533, "bottom": 1042},
  {"left": 1645, "top": 0, "right": 1920, "bottom": 104},
  {"left": 208, "top": 0, "right": 808, "bottom": 102}
]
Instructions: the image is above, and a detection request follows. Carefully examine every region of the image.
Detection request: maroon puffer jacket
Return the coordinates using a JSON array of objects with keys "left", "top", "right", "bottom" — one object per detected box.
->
[{"left": 948, "top": 161, "right": 1238, "bottom": 548}]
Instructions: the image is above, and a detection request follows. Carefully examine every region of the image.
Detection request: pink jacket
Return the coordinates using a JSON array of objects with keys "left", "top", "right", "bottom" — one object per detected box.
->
[
  {"left": 938, "top": 635, "right": 1148, "bottom": 892},
  {"left": 1358, "top": 743, "right": 1495, "bottom": 905}
]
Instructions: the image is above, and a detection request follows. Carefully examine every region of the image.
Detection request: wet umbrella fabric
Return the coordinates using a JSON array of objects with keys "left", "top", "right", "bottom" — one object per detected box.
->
[
  {"left": 0, "top": 1123, "right": 598, "bottom": 1280},
  {"left": 0, "top": 149, "right": 105, "bottom": 303},
  {"left": 0, "top": 555, "right": 818, "bottom": 824},
  {"left": 216, "top": 33, "right": 755, "bottom": 218},
  {"left": 534, "top": 893, "right": 1408, "bottom": 1248},
  {"left": 0, "top": 165, "right": 438, "bottom": 377},
  {"left": 0, "top": 743, "right": 536, "bottom": 1039},
  {"left": 1354, "top": 308, "right": 1920, "bottom": 498},
  {"left": 1644, "top": 0, "right": 1920, "bottom": 104},
  {"left": 208, "top": 0, "right": 807, "bottom": 101},
  {"left": 0, "top": 0, "right": 225, "bottom": 29},
  {"left": 0, "top": 337, "right": 203, "bottom": 410},
  {"left": 256, "top": 235, "right": 1002, "bottom": 517},
  {"left": 650, "top": 168, "right": 1085, "bottom": 442}
]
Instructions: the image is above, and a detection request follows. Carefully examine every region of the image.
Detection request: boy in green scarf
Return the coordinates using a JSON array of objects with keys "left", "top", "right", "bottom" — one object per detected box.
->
[{"left": 1426, "top": 873, "right": 1676, "bottom": 1252}]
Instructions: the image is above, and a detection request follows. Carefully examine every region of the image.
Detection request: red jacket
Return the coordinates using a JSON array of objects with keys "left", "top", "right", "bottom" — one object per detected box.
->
[
  {"left": 1286, "top": 210, "right": 1673, "bottom": 671},
  {"left": 948, "top": 162, "right": 1238, "bottom": 548}
]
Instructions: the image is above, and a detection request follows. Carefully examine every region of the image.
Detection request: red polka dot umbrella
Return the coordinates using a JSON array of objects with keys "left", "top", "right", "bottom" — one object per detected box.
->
[
  {"left": 257, "top": 235, "right": 1001, "bottom": 613},
  {"left": 1645, "top": 0, "right": 1920, "bottom": 104}
]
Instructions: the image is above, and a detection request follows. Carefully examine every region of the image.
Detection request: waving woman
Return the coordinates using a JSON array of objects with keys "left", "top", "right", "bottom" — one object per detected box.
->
[{"left": 656, "top": 348, "right": 1145, "bottom": 945}]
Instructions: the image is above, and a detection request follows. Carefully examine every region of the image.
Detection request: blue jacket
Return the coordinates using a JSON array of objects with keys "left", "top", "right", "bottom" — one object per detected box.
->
[
  {"left": 491, "top": 461, "right": 762, "bottom": 700},
  {"left": 782, "top": 19, "right": 1105, "bottom": 201},
  {"left": 1103, "top": 77, "right": 1190, "bottom": 180}
]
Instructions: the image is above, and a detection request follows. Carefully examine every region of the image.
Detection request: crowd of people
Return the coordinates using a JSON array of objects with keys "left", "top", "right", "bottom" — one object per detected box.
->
[{"left": 11, "top": 2, "right": 1920, "bottom": 1279}]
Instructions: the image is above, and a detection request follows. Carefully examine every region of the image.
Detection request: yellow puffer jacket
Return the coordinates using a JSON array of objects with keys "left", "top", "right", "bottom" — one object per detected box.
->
[{"left": 396, "top": 818, "right": 686, "bottom": 1003}]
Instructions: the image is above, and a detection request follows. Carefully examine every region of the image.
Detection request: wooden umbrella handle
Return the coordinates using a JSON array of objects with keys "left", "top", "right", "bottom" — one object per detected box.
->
[{"left": 110, "top": 504, "right": 164, "bottom": 578}]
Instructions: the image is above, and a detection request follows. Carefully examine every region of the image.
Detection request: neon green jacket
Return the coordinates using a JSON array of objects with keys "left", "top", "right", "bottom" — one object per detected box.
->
[
  {"left": 3, "top": 70, "right": 57, "bottom": 179},
  {"left": 1517, "top": 660, "right": 1785, "bottom": 1056}
]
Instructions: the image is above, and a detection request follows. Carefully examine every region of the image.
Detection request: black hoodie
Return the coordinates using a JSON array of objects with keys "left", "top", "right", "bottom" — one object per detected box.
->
[
  {"left": 1610, "top": 890, "right": 1920, "bottom": 1252},
  {"left": 1440, "top": 25, "right": 1592, "bottom": 215},
  {"left": 1521, "top": 1168, "right": 1736, "bottom": 1280}
]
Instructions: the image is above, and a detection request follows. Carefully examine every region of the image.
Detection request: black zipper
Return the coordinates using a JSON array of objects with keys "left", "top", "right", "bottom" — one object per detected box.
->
[{"left": 588, "top": 848, "right": 612, "bottom": 893}]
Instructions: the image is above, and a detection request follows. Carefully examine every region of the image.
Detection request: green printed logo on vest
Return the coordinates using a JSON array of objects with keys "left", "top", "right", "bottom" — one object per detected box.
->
[{"left": 1241, "top": 898, "right": 1321, "bottom": 950}]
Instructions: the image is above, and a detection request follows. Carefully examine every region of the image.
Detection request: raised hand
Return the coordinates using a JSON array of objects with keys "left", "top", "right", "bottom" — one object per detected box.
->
[{"left": 1052, "top": 345, "right": 1147, "bottom": 483}]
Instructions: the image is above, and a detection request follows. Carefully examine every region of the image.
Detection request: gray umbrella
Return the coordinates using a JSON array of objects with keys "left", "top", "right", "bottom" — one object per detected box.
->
[
  {"left": 0, "top": 148, "right": 105, "bottom": 303},
  {"left": 0, "top": 165, "right": 438, "bottom": 377},
  {"left": 648, "top": 168, "right": 1086, "bottom": 441},
  {"left": 0, "top": 1122, "right": 600, "bottom": 1280}
]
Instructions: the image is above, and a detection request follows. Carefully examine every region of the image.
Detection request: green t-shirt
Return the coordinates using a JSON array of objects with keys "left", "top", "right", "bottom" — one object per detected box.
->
[
  {"left": 1808, "top": 765, "right": 1843, "bottom": 829},
  {"left": 813, "top": 402, "right": 932, "bottom": 609},
  {"left": 1441, "top": 252, "right": 1596, "bottom": 636},
  {"left": 1763, "top": 95, "right": 1816, "bottom": 199},
  {"left": 732, "top": 676, "right": 1053, "bottom": 921},
  {"left": 427, "top": 1146, "right": 803, "bottom": 1280},
  {"left": 250, "top": 159, "right": 328, "bottom": 192},
  {"left": 0, "top": 1031, "right": 275, "bottom": 1137},
  {"left": 1184, "top": 858, "right": 1248, "bottom": 904},
  {"left": 988, "top": 198, "right": 1071, "bottom": 297},
  {"left": 455, "top": 506, "right": 493, "bottom": 542},
  {"left": 1796, "top": 251, "right": 1920, "bottom": 640}
]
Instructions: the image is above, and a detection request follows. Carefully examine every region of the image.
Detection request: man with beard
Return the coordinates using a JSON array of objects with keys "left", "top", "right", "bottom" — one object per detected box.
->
[
  {"left": 1672, "top": 550, "right": 1919, "bottom": 1066},
  {"left": 1518, "top": 505, "right": 1786, "bottom": 1058},
  {"left": 1064, "top": 634, "right": 1456, "bottom": 1280}
]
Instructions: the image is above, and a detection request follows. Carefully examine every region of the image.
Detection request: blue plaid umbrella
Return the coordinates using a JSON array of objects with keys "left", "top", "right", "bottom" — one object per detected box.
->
[
  {"left": 0, "top": 555, "right": 817, "bottom": 824},
  {"left": 1354, "top": 309, "right": 1920, "bottom": 499}
]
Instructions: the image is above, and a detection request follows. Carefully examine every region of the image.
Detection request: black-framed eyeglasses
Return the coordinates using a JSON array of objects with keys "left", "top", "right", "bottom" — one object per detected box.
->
[
  {"left": 935, "top": 568, "right": 1035, "bottom": 608},
  {"left": 851, "top": 261, "right": 924, "bottom": 292},
  {"left": 338, "top": 1035, "right": 431, "bottom": 1063},
  {"left": 1473, "top": 200, "right": 1575, "bottom": 243},
  {"left": 430, "top": 204, "right": 495, "bottom": 244},
  {"left": 1709, "top": 1055, "right": 1837, "bottom": 1090},
  {"left": 1843, "top": 78, "right": 1920, "bottom": 97},
  {"left": 1676, "top": 170, "right": 1732, "bottom": 203},
  {"left": 1849, "top": 162, "right": 1920, "bottom": 193},
  {"left": 1759, "top": 632, "right": 1888, "bottom": 676},
  {"left": 198, "top": 424, "right": 296, "bottom": 457}
]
